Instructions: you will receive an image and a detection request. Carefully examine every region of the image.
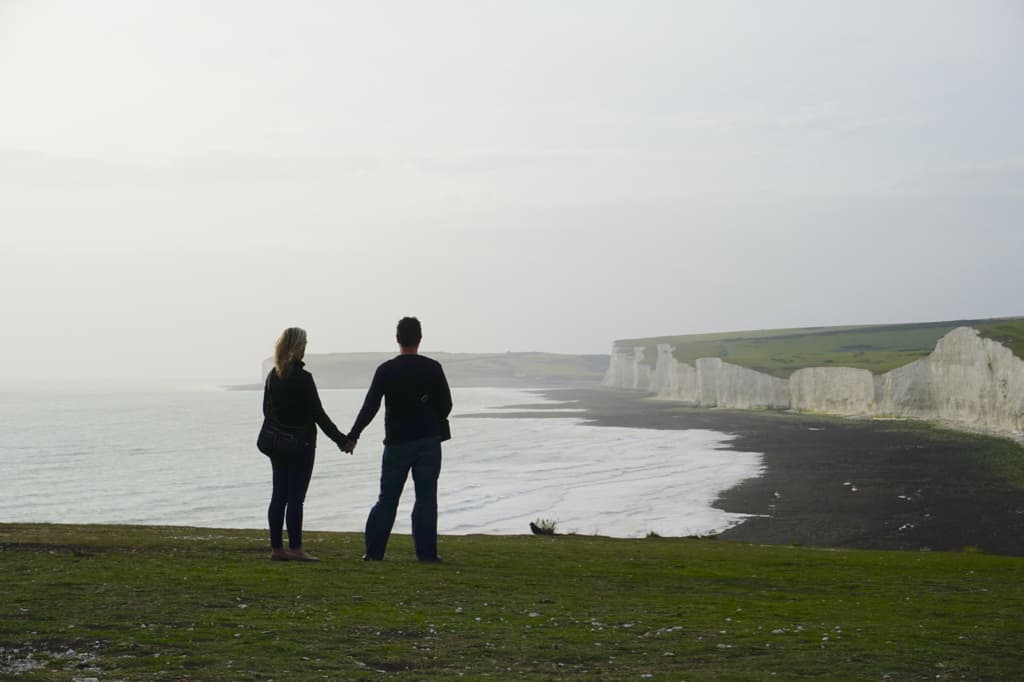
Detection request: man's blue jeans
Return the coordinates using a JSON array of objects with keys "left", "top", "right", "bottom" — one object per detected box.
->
[{"left": 364, "top": 436, "right": 442, "bottom": 560}]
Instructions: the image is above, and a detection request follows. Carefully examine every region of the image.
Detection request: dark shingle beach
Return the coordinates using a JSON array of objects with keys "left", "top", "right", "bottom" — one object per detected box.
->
[{"left": 492, "top": 388, "right": 1024, "bottom": 556}]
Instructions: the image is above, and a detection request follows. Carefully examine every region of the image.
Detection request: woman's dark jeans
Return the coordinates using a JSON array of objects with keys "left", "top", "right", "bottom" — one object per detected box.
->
[
  {"left": 364, "top": 437, "right": 442, "bottom": 560},
  {"left": 268, "top": 445, "right": 315, "bottom": 549}
]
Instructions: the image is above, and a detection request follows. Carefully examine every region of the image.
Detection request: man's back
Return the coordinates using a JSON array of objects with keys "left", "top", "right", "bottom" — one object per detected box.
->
[{"left": 349, "top": 354, "right": 452, "bottom": 444}]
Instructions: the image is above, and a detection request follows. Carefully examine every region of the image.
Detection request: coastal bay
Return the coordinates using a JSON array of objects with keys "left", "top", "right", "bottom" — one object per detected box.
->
[{"left": 522, "top": 388, "right": 1024, "bottom": 556}]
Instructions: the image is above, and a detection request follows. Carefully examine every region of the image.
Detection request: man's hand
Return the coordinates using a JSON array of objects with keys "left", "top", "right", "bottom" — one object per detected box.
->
[{"left": 340, "top": 438, "right": 357, "bottom": 454}]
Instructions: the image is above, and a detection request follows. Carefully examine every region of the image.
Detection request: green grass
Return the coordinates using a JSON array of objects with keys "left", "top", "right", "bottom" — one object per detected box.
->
[
  {"left": 618, "top": 317, "right": 1024, "bottom": 378},
  {"left": 975, "top": 319, "right": 1024, "bottom": 360},
  {"left": 3, "top": 524, "right": 1023, "bottom": 680}
]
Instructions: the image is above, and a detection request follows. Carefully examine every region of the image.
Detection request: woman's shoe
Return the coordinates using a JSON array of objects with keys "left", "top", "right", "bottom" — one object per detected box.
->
[
  {"left": 288, "top": 549, "right": 320, "bottom": 562},
  {"left": 270, "top": 549, "right": 291, "bottom": 561}
]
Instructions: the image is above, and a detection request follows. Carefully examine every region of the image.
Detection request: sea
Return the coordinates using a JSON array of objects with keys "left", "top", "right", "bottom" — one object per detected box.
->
[{"left": 0, "top": 385, "right": 764, "bottom": 539}]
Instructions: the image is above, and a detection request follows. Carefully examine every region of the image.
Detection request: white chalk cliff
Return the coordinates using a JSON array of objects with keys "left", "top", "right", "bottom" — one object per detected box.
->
[{"left": 602, "top": 327, "right": 1024, "bottom": 438}]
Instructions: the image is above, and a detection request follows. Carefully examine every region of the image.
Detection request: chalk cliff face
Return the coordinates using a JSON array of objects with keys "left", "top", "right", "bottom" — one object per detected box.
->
[
  {"left": 790, "top": 367, "right": 876, "bottom": 415},
  {"left": 602, "top": 346, "right": 652, "bottom": 391},
  {"left": 603, "top": 328, "right": 1024, "bottom": 438},
  {"left": 699, "top": 357, "right": 790, "bottom": 409},
  {"left": 876, "top": 327, "right": 1024, "bottom": 433},
  {"left": 606, "top": 345, "right": 788, "bottom": 409},
  {"left": 650, "top": 344, "right": 698, "bottom": 402}
]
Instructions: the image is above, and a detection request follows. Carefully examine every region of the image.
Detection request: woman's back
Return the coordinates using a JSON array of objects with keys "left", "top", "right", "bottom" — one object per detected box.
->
[{"left": 265, "top": 363, "right": 314, "bottom": 431}]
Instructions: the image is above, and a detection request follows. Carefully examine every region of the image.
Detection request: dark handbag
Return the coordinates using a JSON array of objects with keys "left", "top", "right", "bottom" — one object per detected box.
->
[
  {"left": 257, "top": 375, "right": 305, "bottom": 459},
  {"left": 257, "top": 416, "right": 304, "bottom": 459}
]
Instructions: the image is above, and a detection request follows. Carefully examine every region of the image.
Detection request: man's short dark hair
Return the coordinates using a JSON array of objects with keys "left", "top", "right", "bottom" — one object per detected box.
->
[{"left": 396, "top": 316, "right": 422, "bottom": 347}]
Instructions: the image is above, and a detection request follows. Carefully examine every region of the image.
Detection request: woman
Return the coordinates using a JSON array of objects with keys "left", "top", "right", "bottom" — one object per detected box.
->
[{"left": 263, "top": 327, "right": 350, "bottom": 561}]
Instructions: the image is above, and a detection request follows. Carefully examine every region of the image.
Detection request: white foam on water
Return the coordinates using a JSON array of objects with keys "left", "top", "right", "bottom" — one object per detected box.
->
[{"left": 0, "top": 387, "right": 763, "bottom": 538}]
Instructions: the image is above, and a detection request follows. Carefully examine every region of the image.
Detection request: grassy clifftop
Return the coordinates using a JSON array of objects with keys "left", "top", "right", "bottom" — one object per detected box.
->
[
  {"left": 2, "top": 523, "right": 1023, "bottom": 680},
  {"left": 616, "top": 317, "right": 1024, "bottom": 379}
]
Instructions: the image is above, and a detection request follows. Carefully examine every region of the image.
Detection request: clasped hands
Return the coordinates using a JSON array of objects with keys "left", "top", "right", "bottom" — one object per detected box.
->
[{"left": 339, "top": 438, "right": 357, "bottom": 454}]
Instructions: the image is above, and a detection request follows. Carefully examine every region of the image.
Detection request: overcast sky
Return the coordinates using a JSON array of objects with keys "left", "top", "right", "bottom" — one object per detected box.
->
[{"left": 1, "top": 1, "right": 1022, "bottom": 383}]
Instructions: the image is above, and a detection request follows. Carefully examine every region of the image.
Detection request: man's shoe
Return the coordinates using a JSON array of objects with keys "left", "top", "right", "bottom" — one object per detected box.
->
[
  {"left": 417, "top": 555, "right": 443, "bottom": 563},
  {"left": 362, "top": 554, "right": 383, "bottom": 561}
]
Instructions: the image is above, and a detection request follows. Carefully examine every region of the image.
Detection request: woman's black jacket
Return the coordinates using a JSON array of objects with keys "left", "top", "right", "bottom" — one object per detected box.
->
[{"left": 263, "top": 360, "right": 347, "bottom": 448}]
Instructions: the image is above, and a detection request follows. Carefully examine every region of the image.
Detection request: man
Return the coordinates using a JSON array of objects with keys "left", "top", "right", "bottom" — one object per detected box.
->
[{"left": 346, "top": 317, "right": 452, "bottom": 562}]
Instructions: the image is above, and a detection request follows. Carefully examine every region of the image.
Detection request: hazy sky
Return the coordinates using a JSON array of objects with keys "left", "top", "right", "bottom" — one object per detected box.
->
[{"left": 1, "top": 1, "right": 1022, "bottom": 383}]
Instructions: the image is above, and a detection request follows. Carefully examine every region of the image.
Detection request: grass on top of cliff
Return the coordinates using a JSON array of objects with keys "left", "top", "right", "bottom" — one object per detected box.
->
[
  {"left": 618, "top": 316, "right": 1024, "bottom": 378},
  {"left": 3, "top": 524, "right": 1024, "bottom": 681}
]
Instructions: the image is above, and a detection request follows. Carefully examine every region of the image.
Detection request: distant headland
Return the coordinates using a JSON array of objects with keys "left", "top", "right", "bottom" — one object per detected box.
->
[{"left": 226, "top": 351, "right": 609, "bottom": 390}]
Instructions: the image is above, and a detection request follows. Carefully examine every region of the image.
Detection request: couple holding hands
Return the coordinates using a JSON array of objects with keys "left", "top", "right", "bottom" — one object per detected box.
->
[{"left": 262, "top": 317, "right": 452, "bottom": 563}]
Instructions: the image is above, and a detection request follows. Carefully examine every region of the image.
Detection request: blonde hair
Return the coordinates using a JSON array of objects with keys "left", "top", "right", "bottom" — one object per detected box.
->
[{"left": 274, "top": 327, "right": 308, "bottom": 378}]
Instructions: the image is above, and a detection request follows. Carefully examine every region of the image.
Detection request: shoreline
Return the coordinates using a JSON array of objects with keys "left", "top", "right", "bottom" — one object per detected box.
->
[{"left": 517, "top": 387, "right": 1024, "bottom": 556}]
